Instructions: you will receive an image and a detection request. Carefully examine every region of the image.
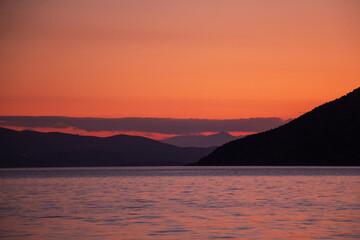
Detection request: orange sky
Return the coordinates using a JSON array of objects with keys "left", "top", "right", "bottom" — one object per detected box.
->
[{"left": 1, "top": 0, "right": 359, "bottom": 119}]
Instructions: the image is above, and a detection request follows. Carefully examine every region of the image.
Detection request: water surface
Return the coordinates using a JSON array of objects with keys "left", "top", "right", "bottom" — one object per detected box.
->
[{"left": 0, "top": 167, "right": 359, "bottom": 239}]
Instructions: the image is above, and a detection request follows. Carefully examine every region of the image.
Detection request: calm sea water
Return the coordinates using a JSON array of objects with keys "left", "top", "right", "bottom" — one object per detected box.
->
[{"left": 0, "top": 167, "right": 359, "bottom": 239}]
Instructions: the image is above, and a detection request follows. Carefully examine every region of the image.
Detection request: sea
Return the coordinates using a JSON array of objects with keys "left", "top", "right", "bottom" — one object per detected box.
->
[{"left": 0, "top": 167, "right": 359, "bottom": 239}]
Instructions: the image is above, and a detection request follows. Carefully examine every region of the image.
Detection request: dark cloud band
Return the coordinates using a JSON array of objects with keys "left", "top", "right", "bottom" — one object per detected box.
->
[{"left": 0, "top": 116, "right": 288, "bottom": 134}]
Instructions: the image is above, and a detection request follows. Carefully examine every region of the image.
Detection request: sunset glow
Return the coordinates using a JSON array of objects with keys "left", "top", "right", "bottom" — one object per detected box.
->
[
  {"left": 1, "top": 0, "right": 359, "bottom": 119},
  {"left": 1, "top": 2, "right": 360, "bottom": 238}
]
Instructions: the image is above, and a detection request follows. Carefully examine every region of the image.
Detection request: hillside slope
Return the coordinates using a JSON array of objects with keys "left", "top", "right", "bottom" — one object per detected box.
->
[{"left": 194, "top": 87, "right": 360, "bottom": 166}]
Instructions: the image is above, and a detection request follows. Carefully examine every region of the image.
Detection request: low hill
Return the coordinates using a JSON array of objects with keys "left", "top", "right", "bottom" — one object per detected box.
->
[
  {"left": 194, "top": 87, "right": 360, "bottom": 166},
  {"left": 161, "top": 132, "right": 241, "bottom": 147},
  {"left": 0, "top": 128, "right": 215, "bottom": 167}
]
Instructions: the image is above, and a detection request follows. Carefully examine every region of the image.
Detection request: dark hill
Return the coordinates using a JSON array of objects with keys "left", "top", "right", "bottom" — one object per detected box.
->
[
  {"left": 161, "top": 132, "right": 241, "bottom": 147},
  {"left": 0, "top": 128, "right": 215, "bottom": 167},
  {"left": 194, "top": 87, "right": 360, "bottom": 166}
]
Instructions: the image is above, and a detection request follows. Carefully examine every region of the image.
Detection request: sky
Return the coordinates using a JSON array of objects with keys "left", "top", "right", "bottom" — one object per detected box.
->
[
  {"left": 0, "top": 116, "right": 288, "bottom": 138},
  {"left": 0, "top": 0, "right": 359, "bottom": 137}
]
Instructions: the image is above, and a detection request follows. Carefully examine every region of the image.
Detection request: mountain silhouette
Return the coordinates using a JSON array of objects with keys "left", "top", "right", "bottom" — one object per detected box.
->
[
  {"left": 161, "top": 132, "right": 241, "bottom": 147},
  {"left": 194, "top": 87, "right": 360, "bottom": 166},
  {"left": 0, "top": 128, "right": 215, "bottom": 167}
]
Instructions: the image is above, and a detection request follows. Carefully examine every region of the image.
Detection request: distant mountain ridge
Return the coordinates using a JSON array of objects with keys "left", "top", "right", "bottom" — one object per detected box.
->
[
  {"left": 161, "top": 132, "right": 241, "bottom": 147},
  {"left": 194, "top": 87, "right": 360, "bottom": 166},
  {"left": 0, "top": 128, "right": 215, "bottom": 167}
]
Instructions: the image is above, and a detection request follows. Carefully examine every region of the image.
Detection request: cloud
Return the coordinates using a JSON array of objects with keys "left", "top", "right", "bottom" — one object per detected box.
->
[{"left": 0, "top": 116, "right": 289, "bottom": 134}]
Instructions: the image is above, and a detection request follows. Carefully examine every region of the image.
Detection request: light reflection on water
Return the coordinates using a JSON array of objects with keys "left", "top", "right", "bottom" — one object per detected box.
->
[{"left": 0, "top": 167, "right": 359, "bottom": 239}]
